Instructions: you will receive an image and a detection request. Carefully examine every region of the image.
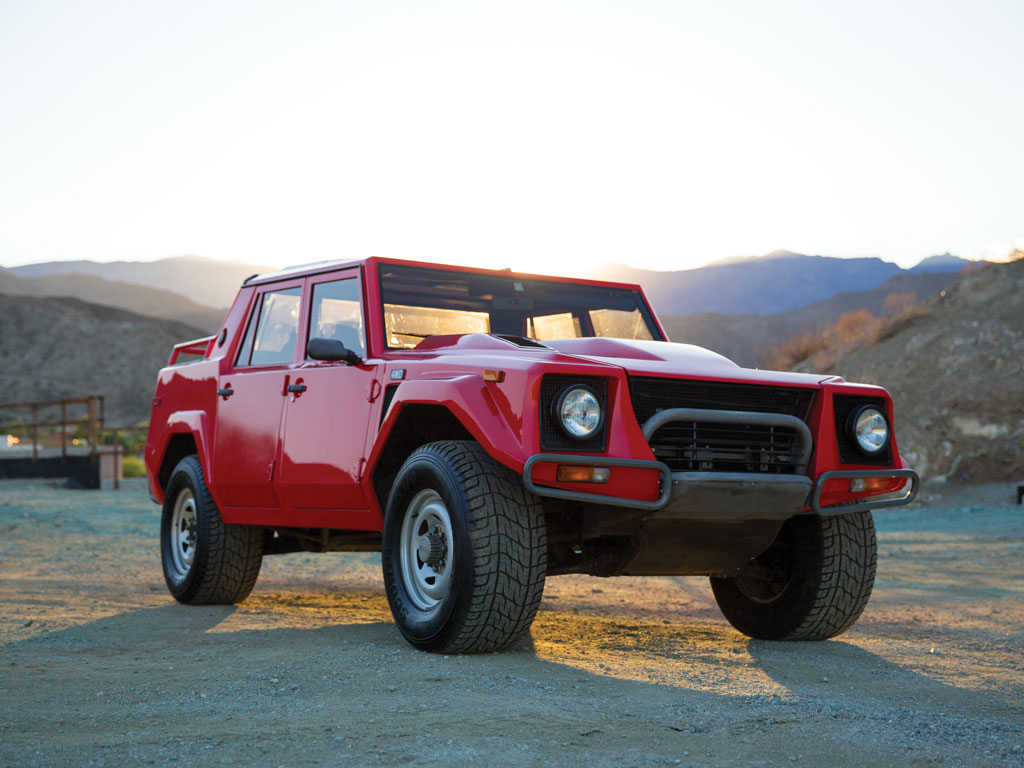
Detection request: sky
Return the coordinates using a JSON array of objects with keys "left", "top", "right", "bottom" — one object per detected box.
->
[{"left": 1, "top": 0, "right": 1021, "bottom": 275}]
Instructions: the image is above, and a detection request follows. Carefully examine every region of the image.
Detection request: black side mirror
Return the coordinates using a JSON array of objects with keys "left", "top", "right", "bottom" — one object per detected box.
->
[{"left": 306, "top": 337, "right": 361, "bottom": 365}]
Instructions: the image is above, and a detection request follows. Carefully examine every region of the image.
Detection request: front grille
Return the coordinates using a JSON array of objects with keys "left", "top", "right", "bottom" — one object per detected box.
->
[
  {"left": 833, "top": 395, "right": 891, "bottom": 465},
  {"left": 539, "top": 374, "right": 608, "bottom": 452},
  {"left": 649, "top": 421, "right": 803, "bottom": 474},
  {"left": 629, "top": 377, "right": 816, "bottom": 427}
]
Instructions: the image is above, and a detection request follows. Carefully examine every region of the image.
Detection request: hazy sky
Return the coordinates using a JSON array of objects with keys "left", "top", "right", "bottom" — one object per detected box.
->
[{"left": 1, "top": 0, "right": 1021, "bottom": 275}]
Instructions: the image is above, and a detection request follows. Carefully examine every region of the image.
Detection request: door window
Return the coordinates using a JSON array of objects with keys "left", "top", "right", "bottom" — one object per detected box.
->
[
  {"left": 308, "top": 278, "right": 365, "bottom": 357},
  {"left": 237, "top": 286, "right": 302, "bottom": 366}
]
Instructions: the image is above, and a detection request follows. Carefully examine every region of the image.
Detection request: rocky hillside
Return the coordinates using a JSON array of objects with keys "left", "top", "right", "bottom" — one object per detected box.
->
[
  {"left": 0, "top": 268, "right": 226, "bottom": 333},
  {"left": 659, "top": 270, "right": 963, "bottom": 367},
  {"left": 0, "top": 295, "right": 206, "bottom": 425},
  {"left": 794, "top": 259, "right": 1024, "bottom": 483}
]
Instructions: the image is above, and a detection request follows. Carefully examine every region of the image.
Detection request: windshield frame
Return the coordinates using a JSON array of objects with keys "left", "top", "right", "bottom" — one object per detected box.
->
[{"left": 376, "top": 262, "right": 665, "bottom": 350}]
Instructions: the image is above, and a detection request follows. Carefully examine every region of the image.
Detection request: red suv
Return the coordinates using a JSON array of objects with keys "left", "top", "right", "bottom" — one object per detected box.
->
[{"left": 145, "top": 258, "right": 918, "bottom": 653}]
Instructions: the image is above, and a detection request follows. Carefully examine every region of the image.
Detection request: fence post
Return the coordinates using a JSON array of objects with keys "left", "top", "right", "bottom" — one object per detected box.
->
[
  {"left": 87, "top": 398, "right": 97, "bottom": 456},
  {"left": 32, "top": 404, "right": 38, "bottom": 463},
  {"left": 61, "top": 400, "right": 67, "bottom": 458},
  {"left": 113, "top": 428, "right": 120, "bottom": 490}
]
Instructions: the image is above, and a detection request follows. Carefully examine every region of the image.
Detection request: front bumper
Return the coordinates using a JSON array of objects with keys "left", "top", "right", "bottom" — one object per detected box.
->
[{"left": 522, "top": 454, "right": 919, "bottom": 521}]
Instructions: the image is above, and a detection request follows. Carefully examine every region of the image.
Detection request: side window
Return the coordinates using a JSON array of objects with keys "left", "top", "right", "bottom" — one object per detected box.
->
[
  {"left": 236, "top": 286, "right": 302, "bottom": 366},
  {"left": 308, "top": 278, "right": 365, "bottom": 358}
]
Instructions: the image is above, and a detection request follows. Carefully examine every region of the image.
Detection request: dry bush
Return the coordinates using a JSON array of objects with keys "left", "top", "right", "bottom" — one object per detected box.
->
[
  {"left": 758, "top": 328, "right": 831, "bottom": 370},
  {"left": 833, "top": 308, "right": 881, "bottom": 346},
  {"left": 882, "top": 291, "right": 918, "bottom": 318},
  {"left": 876, "top": 298, "right": 933, "bottom": 342}
]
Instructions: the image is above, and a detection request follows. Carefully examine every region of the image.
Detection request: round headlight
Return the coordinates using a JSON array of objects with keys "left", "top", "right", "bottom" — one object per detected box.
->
[
  {"left": 849, "top": 405, "right": 890, "bottom": 455},
  {"left": 554, "top": 386, "right": 603, "bottom": 440}
]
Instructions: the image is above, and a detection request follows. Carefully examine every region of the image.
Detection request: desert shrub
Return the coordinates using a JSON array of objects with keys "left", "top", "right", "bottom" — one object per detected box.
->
[
  {"left": 833, "top": 308, "right": 881, "bottom": 346},
  {"left": 876, "top": 301, "right": 932, "bottom": 342},
  {"left": 758, "top": 328, "right": 831, "bottom": 370},
  {"left": 882, "top": 291, "right": 918, "bottom": 318},
  {"left": 121, "top": 455, "right": 147, "bottom": 478}
]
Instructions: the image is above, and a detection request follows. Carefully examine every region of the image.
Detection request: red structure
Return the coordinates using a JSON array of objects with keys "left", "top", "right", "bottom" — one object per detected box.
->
[{"left": 146, "top": 257, "right": 917, "bottom": 652}]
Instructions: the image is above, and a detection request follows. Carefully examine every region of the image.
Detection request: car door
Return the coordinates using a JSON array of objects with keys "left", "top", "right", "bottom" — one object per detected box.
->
[
  {"left": 276, "top": 269, "right": 380, "bottom": 520},
  {"left": 213, "top": 279, "right": 304, "bottom": 511}
]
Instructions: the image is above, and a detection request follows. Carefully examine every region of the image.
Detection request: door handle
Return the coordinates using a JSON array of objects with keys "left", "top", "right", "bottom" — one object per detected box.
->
[
  {"left": 286, "top": 384, "right": 307, "bottom": 393},
  {"left": 217, "top": 387, "right": 234, "bottom": 398}
]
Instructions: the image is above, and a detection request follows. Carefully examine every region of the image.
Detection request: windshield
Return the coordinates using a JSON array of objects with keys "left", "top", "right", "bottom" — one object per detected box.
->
[{"left": 379, "top": 264, "right": 663, "bottom": 349}]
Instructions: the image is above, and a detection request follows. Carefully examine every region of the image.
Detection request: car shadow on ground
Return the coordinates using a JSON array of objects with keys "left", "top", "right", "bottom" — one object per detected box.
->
[{"left": 4, "top": 599, "right": 1023, "bottom": 766}]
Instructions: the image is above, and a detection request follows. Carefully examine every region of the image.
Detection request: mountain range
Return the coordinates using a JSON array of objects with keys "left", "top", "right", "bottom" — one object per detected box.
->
[
  {"left": 594, "top": 250, "right": 976, "bottom": 316},
  {"left": 9, "top": 255, "right": 276, "bottom": 310}
]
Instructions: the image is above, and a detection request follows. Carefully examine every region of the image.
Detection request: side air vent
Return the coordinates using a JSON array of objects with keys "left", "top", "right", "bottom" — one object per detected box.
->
[{"left": 380, "top": 383, "right": 399, "bottom": 427}]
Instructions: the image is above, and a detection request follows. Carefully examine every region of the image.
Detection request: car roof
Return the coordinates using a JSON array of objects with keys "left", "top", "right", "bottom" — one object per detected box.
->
[{"left": 244, "top": 256, "right": 645, "bottom": 292}]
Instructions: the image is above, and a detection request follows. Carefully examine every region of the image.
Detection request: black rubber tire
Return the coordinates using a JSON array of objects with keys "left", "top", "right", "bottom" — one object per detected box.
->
[
  {"left": 160, "top": 455, "right": 263, "bottom": 605},
  {"left": 710, "top": 511, "right": 876, "bottom": 641},
  {"left": 381, "top": 441, "right": 547, "bottom": 654}
]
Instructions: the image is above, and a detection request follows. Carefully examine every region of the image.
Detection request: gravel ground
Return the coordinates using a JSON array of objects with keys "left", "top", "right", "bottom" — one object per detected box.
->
[{"left": 1, "top": 478, "right": 1022, "bottom": 767}]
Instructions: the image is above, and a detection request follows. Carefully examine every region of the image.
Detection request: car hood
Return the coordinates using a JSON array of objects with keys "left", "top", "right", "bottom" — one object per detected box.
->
[
  {"left": 543, "top": 337, "right": 834, "bottom": 387},
  {"left": 410, "top": 334, "right": 836, "bottom": 388}
]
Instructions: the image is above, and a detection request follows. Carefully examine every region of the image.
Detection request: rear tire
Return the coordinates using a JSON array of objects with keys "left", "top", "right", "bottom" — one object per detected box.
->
[
  {"left": 160, "top": 455, "right": 263, "bottom": 605},
  {"left": 710, "top": 511, "right": 876, "bottom": 640},
  {"left": 382, "top": 441, "right": 547, "bottom": 653}
]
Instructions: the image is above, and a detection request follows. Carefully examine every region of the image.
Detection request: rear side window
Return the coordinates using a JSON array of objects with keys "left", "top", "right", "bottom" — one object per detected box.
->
[
  {"left": 236, "top": 286, "right": 302, "bottom": 366},
  {"left": 308, "top": 278, "right": 366, "bottom": 358}
]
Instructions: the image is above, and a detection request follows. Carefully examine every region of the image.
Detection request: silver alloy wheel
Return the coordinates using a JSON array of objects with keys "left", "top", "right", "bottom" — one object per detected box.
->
[
  {"left": 399, "top": 488, "right": 455, "bottom": 611},
  {"left": 168, "top": 488, "right": 198, "bottom": 582}
]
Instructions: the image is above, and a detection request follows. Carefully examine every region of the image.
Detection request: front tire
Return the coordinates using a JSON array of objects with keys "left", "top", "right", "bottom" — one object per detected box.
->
[
  {"left": 382, "top": 441, "right": 547, "bottom": 653},
  {"left": 160, "top": 455, "right": 263, "bottom": 605},
  {"left": 710, "top": 511, "right": 876, "bottom": 640}
]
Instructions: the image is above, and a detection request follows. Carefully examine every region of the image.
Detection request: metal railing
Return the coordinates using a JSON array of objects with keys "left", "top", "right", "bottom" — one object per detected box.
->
[{"left": 0, "top": 395, "right": 147, "bottom": 489}]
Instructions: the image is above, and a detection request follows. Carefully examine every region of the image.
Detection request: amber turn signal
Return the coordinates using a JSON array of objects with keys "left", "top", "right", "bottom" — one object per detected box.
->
[
  {"left": 482, "top": 370, "right": 505, "bottom": 382},
  {"left": 849, "top": 476, "right": 899, "bottom": 493},
  {"left": 556, "top": 465, "right": 611, "bottom": 483}
]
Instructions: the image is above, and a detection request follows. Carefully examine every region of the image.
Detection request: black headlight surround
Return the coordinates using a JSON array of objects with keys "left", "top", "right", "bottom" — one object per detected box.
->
[
  {"left": 846, "top": 403, "right": 891, "bottom": 457},
  {"left": 539, "top": 375, "right": 608, "bottom": 452},
  {"left": 551, "top": 384, "right": 605, "bottom": 442}
]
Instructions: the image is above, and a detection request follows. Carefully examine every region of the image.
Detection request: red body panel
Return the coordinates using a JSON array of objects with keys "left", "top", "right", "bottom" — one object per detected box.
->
[{"left": 145, "top": 256, "right": 911, "bottom": 528}]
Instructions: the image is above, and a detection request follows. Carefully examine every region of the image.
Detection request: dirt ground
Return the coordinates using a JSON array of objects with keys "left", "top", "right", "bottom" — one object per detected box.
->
[{"left": 1, "top": 479, "right": 1022, "bottom": 767}]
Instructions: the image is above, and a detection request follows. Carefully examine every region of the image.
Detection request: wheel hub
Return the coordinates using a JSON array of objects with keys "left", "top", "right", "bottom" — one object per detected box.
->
[
  {"left": 167, "top": 488, "right": 198, "bottom": 582},
  {"left": 398, "top": 489, "right": 455, "bottom": 612},
  {"left": 417, "top": 528, "right": 447, "bottom": 570}
]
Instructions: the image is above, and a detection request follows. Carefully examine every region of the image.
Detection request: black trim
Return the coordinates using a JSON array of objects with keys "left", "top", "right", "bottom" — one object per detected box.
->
[
  {"left": 380, "top": 383, "right": 399, "bottom": 427},
  {"left": 833, "top": 395, "right": 891, "bottom": 465},
  {"left": 539, "top": 375, "right": 608, "bottom": 452},
  {"left": 629, "top": 377, "right": 816, "bottom": 427}
]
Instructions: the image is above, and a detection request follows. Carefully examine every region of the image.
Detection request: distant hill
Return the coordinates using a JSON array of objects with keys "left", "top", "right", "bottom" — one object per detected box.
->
[
  {"left": 0, "top": 295, "right": 206, "bottom": 424},
  {"left": 908, "top": 253, "right": 977, "bottom": 273},
  {"left": 792, "top": 259, "right": 1024, "bottom": 483},
  {"left": 659, "top": 271, "right": 963, "bottom": 367},
  {"left": 0, "top": 268, "right": 226, "bottom": 333},
  {"left": 593, "top": 251, "right": 973, "bottom": 317},
  {"left": 9, "top": 255, "right": 276, "bottom": 309}
]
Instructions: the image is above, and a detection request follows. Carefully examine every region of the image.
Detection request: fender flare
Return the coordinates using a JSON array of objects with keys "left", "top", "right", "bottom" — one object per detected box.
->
[
  {"left": 362, "top": 375, "right": 529, "bottom": 514},
  {"left": 150, "top": 411, "right": 213, "bottom": 504}
]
